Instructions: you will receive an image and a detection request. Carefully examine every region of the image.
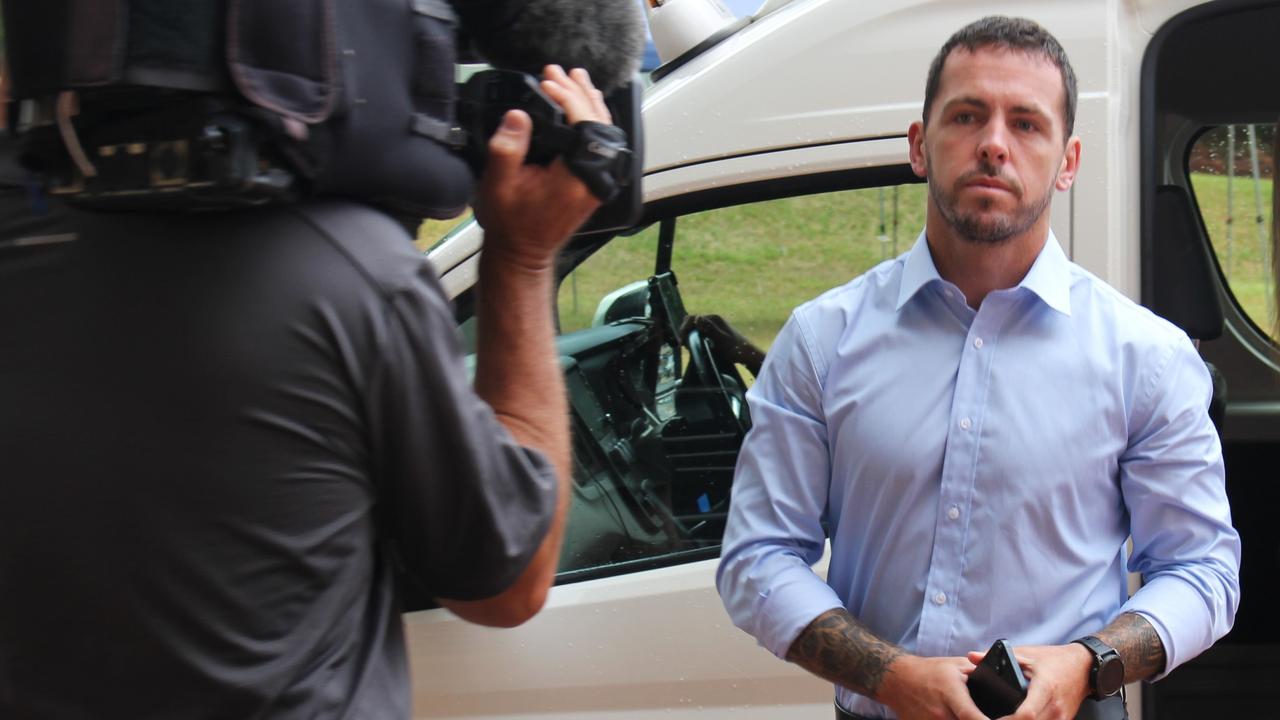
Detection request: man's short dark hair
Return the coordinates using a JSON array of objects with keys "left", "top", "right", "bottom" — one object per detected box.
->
[{"left": 922, "top": 16, "right": 1078, "bottom": 140}]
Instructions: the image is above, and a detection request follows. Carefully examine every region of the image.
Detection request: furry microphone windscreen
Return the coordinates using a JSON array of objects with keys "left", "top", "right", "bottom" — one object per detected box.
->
[{"left": 462, "top": 0, "right": 646, "bottom": 93}]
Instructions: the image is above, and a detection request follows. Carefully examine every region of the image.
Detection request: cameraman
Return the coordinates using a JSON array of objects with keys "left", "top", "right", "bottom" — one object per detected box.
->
[{"left": 0, "top": 65, "right": 608, "bottom": 719}]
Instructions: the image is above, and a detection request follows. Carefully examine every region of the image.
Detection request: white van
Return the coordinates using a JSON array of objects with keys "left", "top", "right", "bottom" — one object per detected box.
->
[{"left": 412, "top": 1, "right": 1279, "bottom": 717}]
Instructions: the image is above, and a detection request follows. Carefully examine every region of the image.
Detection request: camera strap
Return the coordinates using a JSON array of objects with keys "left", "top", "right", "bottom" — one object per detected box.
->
[
  {"left": 564, "top": 121, "right": 632, "bottom": 203},
  {"left": 410, "top": 114, "right": 466, "bottom": 149}
]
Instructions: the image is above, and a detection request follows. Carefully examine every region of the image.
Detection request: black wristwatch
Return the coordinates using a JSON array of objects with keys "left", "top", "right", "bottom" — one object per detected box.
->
[{"left": 1073, "top": 635, "right": 1125, "bottom": 699}]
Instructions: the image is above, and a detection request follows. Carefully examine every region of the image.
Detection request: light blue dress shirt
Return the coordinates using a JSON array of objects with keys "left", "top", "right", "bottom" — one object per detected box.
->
[{"left": 716, "top": 231, "right": 1241, "bottom": 718}]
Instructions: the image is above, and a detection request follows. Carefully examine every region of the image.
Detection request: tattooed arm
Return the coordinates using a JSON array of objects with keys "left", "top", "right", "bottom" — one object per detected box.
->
[
  {"left": 784, "top": 608, "right": 904, "bottom": 696},
  {"left": 1094, "top": 612, "right": 1166, "bottom": 682},
  {"left": 961, "top": 613, "right": 1165, "bottom": 720},
  {"left": 786, "top": 609, "right": 986, "bottom": 720}
]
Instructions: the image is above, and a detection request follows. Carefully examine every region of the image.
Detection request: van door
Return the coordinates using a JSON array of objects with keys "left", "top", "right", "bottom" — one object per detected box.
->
[{"left": 1141, "top": 2, "right": 1280, "bottom": 716}]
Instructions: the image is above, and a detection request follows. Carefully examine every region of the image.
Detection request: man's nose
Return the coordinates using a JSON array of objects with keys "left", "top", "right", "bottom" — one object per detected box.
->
[{"left": 976, "top": 123, "right": 1009, "bottom": 165}]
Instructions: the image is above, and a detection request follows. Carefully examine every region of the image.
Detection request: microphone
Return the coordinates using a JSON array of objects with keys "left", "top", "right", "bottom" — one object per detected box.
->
[{"left": 458, "top": 0, "right": 647, "bottom": 93}]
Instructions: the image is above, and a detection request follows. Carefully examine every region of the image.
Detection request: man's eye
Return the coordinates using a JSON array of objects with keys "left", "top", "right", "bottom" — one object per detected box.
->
[
  {"left": 1015, "top": 119, "right": 1037, "bottom": 132},
  {"left": 954, "top": 113, "right": 974, "bottom": 124}
]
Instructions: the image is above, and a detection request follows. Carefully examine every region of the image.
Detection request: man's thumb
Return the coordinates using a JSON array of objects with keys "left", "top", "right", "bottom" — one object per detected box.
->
[{"left": 486, "top": 110, "right": 532, "bottom": 176}]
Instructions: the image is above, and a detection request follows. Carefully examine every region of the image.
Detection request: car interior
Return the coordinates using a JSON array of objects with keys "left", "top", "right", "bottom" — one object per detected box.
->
[{"left": 552, "top": 223, "right": 753, "bottom": 581}]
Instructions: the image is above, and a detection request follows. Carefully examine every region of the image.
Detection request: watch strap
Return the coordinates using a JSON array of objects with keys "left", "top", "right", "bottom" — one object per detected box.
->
[
  {"left": 1073, "top": 635, "right": 1123, "bottom": 700},
  {"left": 1075, "top": 635, "right": 1112, "bottom": 658}
]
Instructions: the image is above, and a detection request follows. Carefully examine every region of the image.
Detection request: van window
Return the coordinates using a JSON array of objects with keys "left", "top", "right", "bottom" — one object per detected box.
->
[
  {"left": 552, "top": 182, "right": 927, "bottom": 580},
  {"left": 560, "top": 183, "right": 928, "bottom": 353},
  {"left": 1188, "top": 124, "right": 1278, "bottom": 345}
]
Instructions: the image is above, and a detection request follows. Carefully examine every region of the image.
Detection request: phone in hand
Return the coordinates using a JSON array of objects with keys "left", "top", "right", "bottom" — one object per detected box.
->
[{"left": 967, "top": 639, "right": 1029, "bottom": 718}]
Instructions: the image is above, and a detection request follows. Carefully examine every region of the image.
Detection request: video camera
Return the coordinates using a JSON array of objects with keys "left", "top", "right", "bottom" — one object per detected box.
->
[
  {"left": 457, "top": 69, "right": 642, "bottom": 231},
  {"left": 2, "top": 0, "right": 644, "bottom": 233}
]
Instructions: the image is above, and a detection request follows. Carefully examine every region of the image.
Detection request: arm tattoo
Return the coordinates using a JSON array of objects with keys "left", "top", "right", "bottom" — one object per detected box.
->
[
  {"left": 785, "top": 608, "right": 905, "bottom": 699},
  {"left": 1094, "top": 612, "right": 1167, "bottom": 683}
]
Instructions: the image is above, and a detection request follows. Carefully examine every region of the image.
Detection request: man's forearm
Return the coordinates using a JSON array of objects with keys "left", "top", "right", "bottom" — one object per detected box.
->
[
  {"left": 785, "top": 608, "right": 905, "bottom": 699},
  {"left": 440, "top": 246, "right": 570, "bottom": 627},
  {"left": 474, "top": 245, "right": 571, "bottom": 532},
  {"left": 474, "top": 248, "right": 570, "bottom": 478},
  {"left": 1093, "top": 612, "right": 1167, "bottom": 683},
  {"left": 442, "top": 68, "right": 608, "bottom": 626}
]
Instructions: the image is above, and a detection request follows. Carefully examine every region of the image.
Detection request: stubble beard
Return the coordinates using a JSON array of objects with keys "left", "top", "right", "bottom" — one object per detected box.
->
[{"left": 928, "top": 160, "right": 1055, "bottom": 246}]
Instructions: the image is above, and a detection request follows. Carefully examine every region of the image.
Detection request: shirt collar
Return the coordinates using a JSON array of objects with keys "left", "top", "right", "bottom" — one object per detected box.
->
[
  {"left": 895, "top": 229, "right": 1073, "bottom": 316},
  {"left": 1018, "top": 230, "right": 1073, "bottom": 316},
  {"left": 895, "top": 231, "right": 940, "bottom": 311}
]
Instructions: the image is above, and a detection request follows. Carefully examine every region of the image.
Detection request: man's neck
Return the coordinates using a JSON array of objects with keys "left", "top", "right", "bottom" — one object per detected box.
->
[{"left": 924, "top": 209, "right": 1050, "bottom": 309}]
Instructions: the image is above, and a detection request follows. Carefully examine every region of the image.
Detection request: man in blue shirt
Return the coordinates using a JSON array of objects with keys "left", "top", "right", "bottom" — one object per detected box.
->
[{"left": 716, "top": 16, "right": 1240, "bottom": 720}]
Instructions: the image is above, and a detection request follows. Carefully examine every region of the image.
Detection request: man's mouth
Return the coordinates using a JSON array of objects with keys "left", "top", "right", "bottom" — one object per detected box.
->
[{"left": 967, "top": 178, "right": 1013, "bottom": 192}]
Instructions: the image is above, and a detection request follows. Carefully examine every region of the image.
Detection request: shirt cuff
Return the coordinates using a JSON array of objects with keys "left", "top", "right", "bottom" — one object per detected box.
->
[
  {"left": 1119, "top": 574, "right": 1215, "bottom": 681},
  {"left": 753, "top": 564, "right": 845, "bottom": 659}
]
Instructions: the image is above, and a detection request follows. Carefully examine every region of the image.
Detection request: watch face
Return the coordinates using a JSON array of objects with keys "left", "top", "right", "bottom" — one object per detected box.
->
[{"left": 1098, "top": 655, "right": 1126, "bottom": 696}]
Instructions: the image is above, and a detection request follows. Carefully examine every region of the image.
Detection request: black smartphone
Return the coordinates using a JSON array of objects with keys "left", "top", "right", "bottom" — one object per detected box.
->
[{"left": 967, "top": 639, "right": 1029, "bottom": 718}]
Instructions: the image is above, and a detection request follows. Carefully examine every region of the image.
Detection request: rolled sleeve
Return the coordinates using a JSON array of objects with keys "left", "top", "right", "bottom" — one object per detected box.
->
[
  {"left": 370, "top": 263, "right": 557, "bottom": 601},
  {"left": 717, "top": 312, "right": 844, "bottom": 658},
  {"left": 1118, "top": 334, "right": 1241, "bottom": 679}
]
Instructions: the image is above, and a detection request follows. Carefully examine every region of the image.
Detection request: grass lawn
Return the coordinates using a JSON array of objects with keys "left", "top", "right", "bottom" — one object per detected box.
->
[
  {"left": 416, "top": 214, "right": 472, "bottom": 254},
  {"left": 1188, "top": 172, "right": 1277, "bottom": 340},
  {"left": 557, "top": 184, "right": 929, "bottom": 351}
]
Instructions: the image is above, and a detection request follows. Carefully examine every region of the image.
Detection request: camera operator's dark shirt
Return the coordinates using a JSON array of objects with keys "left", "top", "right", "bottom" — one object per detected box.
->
[{"left": 0, "top": 201, "right": 556, "bottom": 719}]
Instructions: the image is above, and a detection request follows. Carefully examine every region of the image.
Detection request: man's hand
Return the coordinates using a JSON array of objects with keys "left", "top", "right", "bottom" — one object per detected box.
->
[
  {"left": 474, "top": 65, "right": 612, "bottom": 271},
  {"left": 785, "top": 609, "right": 984, "bottom": 720},
  {"left": 965, "top": 644, "right": 1092, "bottom": 720},
  {"left": 680, "top": 314, "right": 766, "bottom": 376},
  {"left": 876, "top": 655, "right": 986, "bottom": 720}
]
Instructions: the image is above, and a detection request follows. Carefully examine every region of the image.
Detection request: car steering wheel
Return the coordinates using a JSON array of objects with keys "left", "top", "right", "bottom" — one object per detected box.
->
[
  {"left": 683, "top": 326, "right": 721, "bottom": 390},
  {"left": 682, "top": 326, "right": 751, "bottom": 431}
]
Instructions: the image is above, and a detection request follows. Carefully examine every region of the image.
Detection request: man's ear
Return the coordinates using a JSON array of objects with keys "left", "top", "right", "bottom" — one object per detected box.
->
[
  {"left": 1055, "top": 136, "right": 1082, "bottom": 191},
  {"left": 908, "top": 121, "right": 928, "bottom": 179}
]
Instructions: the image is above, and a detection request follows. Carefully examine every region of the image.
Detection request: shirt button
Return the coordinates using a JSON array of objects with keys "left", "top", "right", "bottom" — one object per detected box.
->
[
  {"left": 959, "top": 417, "right": 972, "bottom": 430},
  {"left": 934, "top": 592, "right": 947, "bottom": 605},
  {"left": 947, "top": 506, "right": 960, "bottom": 520},
  {"left": 974, "top": 337, "right": 984, "bottom": 349}
]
